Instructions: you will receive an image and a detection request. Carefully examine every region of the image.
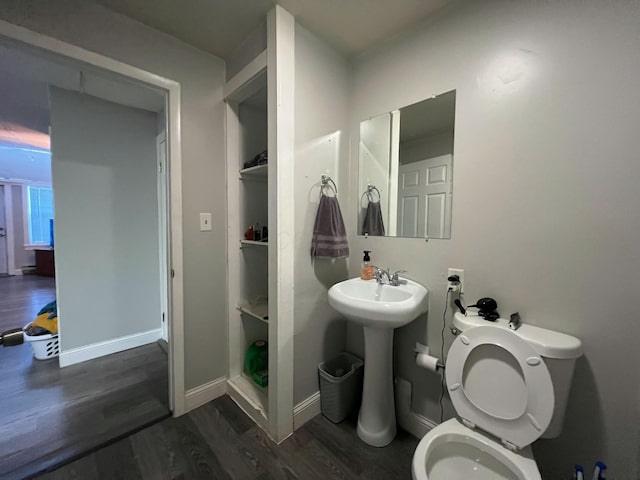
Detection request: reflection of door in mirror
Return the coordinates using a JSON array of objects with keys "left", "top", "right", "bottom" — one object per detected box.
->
[{"left": 397, "top": 154, "right": 452, "bottom": 238}]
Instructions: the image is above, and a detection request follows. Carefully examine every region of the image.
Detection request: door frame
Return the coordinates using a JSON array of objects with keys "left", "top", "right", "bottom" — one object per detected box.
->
[
  {"left": 0, "top": 20, "right": 187, "bottom": 415},
  {"left": 0, "top": 182, "right": 17, "bottom": 276},
  {"left": 156, "top": 132, "right": 169, "bottom": 344}
]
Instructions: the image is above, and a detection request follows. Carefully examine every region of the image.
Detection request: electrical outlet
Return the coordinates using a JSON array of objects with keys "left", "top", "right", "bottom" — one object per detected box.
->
[{"left": 447, "top": 268, "right": 464, "bottom": 294}]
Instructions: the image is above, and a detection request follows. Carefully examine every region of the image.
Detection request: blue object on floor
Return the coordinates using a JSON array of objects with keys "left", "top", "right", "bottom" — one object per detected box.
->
[
  {"left": 37, "top": 301, "right": 57, "bottom": 318},
  {"left": 49, "top": 219, "right": 54, "bottom": 247}
]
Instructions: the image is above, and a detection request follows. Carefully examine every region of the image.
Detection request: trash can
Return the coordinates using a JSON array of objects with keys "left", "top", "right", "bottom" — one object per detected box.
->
[{"left": 318, "top": 352, "right": 364, "bottom": 423}]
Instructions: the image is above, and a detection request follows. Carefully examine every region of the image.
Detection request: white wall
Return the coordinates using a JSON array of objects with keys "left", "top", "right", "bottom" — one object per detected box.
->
[
  {"left": 293, "top": 23, "right": 350, "bottom": 405},
  {"left": 347, "top": 1, "right": 640, "bottom": 478},
  {"left": 0, "top": 0, "right": 227, "bottom": 389},
  {"left": 49, "top": 88, "right": 160, "bottom": 350}
]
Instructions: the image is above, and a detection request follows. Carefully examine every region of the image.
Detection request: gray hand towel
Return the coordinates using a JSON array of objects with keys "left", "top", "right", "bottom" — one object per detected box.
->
[
  {"left": 361, "top": 201, "right": 385, "bottom": 236},
  {"left": 311, "top": 195, "right": 349, "bottom": 258}
]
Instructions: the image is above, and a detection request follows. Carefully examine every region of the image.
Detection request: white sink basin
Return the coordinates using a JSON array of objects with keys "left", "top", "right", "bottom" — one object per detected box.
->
[
  {"left": 328, "top": 277, "right": 428, "bottom": 328},
  {"left": 328, "top": 276, "right": 429, "bottom": 447}
]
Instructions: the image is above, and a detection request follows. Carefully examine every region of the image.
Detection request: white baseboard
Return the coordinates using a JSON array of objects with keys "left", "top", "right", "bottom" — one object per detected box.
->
[
  {"left": 185, "top": 376, "right": 228, "bottom": 412},
  {"left": 59, "top": 328, "right": 162, "bottom": 367},
  {"left": 399, "top": 408, "right": 439, "bottom": 439},
  {"left": 395, "top": 376, "right": 439, "bottom": 439},
  {"left": 293, "top": 391, "right": 321, "bottom": 430}
]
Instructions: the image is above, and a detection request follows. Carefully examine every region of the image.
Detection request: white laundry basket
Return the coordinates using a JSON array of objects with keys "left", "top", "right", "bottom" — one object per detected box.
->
[{"left": 23, "top": 325, "right": 59, "bottom": 360}]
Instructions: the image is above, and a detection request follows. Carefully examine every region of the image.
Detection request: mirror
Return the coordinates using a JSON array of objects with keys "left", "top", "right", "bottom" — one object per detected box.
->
[{"left": 358, "top": 90, "right": 456, "bottom": 239}]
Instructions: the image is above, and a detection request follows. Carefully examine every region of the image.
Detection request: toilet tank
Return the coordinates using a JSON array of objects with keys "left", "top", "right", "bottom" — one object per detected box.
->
[{"left": 452, "top": 313, "right": 582, "bottom": 438}]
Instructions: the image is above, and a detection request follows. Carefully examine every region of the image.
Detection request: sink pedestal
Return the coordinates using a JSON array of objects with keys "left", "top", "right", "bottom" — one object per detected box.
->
[{"left": 357, "top": 326, "right": 396, "bottom": 447}]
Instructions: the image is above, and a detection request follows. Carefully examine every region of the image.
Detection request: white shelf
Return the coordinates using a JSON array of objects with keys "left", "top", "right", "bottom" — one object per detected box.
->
[
  {"left": 237, "top": 301, "right": 269, "bottom": 324},
  {"left": 240, "top": 239, "right": 269, "bottom": 248},
  {"left": 240, "top": 239, "right": 268, "bottom": 247},
  {"left": 239, "top": 163, "right": 268, "bottom": 177}
]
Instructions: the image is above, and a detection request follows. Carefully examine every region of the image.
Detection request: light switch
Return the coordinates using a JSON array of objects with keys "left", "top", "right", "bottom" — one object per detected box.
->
[{"left": 199, "top": 213, "right": 212, "bottom": 231}]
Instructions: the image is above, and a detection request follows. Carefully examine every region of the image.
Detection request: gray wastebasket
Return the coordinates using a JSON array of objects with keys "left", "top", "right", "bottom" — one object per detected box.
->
[{"left": 318, "top": 352, "right": 364, "bottom": 423}]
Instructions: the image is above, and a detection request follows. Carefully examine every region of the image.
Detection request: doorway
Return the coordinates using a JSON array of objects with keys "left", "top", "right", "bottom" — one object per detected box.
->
[
  {"left": 0, "top": 35, "right": 179, "bottom": 479},
  {"left": 0, "top": 185, "right": 8, "bottom": 275}
]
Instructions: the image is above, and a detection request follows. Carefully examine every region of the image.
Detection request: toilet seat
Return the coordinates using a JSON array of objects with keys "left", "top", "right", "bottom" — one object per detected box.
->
[{"left": 446, "top": 325, "right": 554, "bottom": 449}]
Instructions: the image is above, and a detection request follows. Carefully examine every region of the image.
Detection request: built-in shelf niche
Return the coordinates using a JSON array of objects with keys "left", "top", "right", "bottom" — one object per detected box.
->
[
  {"left": 225, "top": 6, "right": 295, "bottom": 443},
  {"left": 226, "top": 48, "right": 271, "bottom": 434}
]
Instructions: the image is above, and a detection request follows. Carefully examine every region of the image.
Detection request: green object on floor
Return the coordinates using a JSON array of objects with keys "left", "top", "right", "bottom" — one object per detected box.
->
[
  {"left": 252, "top": 369, "right": 269, "bottom": 387},
  {"left": 244, "top": 340, "right": 268, "bottom": 387}
]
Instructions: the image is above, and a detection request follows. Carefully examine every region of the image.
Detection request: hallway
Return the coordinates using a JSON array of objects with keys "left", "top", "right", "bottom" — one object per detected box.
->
[
  {"left": 0, "top": 275, "right": 56, "bottom": 332},
  {"left": 0, "top": 275, "right": 170, "bottom": 479}
]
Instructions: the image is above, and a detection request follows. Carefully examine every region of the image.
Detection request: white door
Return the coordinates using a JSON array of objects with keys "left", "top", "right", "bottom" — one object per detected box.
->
[
  {"left": 157, "top": 133, "right": 169, "bottom": 343},
  {"left": 0, "top": 186, "right": 8, "bottom": 274},
  {"left": 397, "top": 154, "right": 452, "bottom": 238}
]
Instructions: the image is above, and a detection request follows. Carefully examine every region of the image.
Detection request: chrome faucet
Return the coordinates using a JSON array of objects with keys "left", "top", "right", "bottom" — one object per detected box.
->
[
  {"left": 373, "top": 267, "right": 406, "bottom": 286},
  {"left": 390, "top": 270, "right": 406, "bottom": 286},
  {"left": 373, "top": 266, "right": 391, "bottom": 285}
]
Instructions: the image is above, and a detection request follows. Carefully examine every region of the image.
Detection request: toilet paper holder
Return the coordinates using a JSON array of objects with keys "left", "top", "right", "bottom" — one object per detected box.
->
[{"left": 414, "top": 342, "right": 445, "bottom": 371}]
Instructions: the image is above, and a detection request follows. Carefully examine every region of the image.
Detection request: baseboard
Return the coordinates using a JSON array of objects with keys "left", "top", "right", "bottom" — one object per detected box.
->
[
  {"left": 399, "top": 408, "right": 439, "bottom": 439},
  {"left": 157, "top": 338, "right": 169, "bottom": 355},
  {"left": 185, "top": 376, "right": 228, "bottom": 412},
  {"left": 395, "top": 376, "right": 439, "bottom": 439},
  {"left": 293, "top": 391, "right": 321, "bottom": 430},
  {"left": 59, "top": 328, "right": 162, "bottom": 367}
]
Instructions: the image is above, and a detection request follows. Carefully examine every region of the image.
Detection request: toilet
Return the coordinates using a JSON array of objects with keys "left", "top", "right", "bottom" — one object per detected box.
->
[{"left": 412, "top": 313, "right": 582, "bottom": 480}]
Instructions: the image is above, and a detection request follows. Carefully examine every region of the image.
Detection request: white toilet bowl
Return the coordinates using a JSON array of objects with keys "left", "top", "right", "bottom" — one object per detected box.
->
[{"left": 412, "top": 419, "right": 541, "bottom": 480}]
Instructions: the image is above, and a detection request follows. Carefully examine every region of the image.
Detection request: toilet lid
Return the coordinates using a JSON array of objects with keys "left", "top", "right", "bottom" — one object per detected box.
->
[{"left": 446, "top": 325, "right": 554, "bottom": 449}]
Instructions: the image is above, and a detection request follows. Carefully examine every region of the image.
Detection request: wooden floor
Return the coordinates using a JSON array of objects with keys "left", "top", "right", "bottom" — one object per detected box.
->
[
  {"left": 0, "top": 275, "right": 170, "bottom": 480},
  {"left": 38, "top": 395, "right": 419, "bottom": 480},
  {"left": 0, "top": 275, "right": 57, "bottom": 332}
]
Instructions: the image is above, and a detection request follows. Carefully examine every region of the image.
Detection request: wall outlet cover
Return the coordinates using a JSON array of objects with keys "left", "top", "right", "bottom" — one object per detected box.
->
[{"left": 447, "top": 267, "right": 464, "bottom": 294}]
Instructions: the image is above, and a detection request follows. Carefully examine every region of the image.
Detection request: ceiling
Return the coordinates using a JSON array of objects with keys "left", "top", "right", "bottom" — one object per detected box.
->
[{"left": 95, "top": 0, "right": 451, "bottom": 59}]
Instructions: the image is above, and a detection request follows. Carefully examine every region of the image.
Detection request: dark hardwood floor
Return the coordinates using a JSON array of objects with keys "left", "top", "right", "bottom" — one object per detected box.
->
[
  {"left": 37, "top": 395, "right": 419, "bottom": 479},
  {"left": 0, "top": 275, "right": 170, "bottom": 480},
  {"left": 0, "top": 275, "right": 57, "bottom": 332}
]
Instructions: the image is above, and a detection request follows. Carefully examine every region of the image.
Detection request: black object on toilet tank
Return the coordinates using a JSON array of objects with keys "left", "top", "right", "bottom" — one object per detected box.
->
[{"left": 468, "top": 297, "right": 499, "bottom": 321}]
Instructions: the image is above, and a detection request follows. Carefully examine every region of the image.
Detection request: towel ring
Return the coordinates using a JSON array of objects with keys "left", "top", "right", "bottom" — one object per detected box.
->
[
  {"left": 321, "top": 174, "right": 338, "bottom": 197},
  {"left": 360, "top": 183, "right": 381, "bottom": 204}
]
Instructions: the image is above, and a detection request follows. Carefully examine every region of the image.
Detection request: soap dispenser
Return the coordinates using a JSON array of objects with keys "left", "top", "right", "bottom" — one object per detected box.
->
[{"left": 361, "top": 251, "right": 374, "bottom": 280}]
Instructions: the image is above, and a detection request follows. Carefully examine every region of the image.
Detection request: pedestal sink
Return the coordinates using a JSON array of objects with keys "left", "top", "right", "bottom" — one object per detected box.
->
[{"left": 328, "top": 277, "right": 428, "bottom": 447}]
